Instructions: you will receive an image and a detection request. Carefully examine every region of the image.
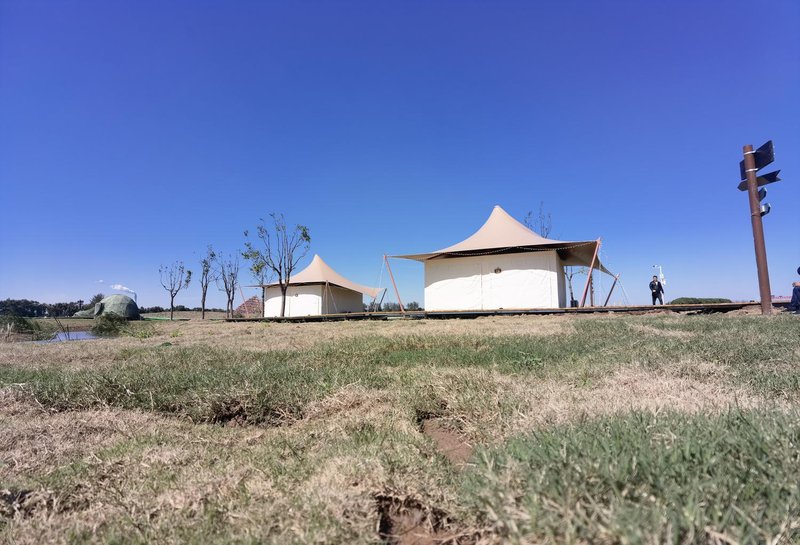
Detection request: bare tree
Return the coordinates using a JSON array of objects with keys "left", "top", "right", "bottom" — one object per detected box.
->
[
  {"left": 159, "top": 261, "right": 192, "bottom": 320},
  {"left": 522, "top": 203, "right": 585, "bottom": 306},
  {"left": 199, "top": 245, "right": 217, "bottom": 320},
  {"left": 564, "top": 267, "right": 588, "bottom": 307},
  {"left": 216, "top": 253, "right": 240, "bottom": 318},
  {"left": 523, "top": 201, "right": 553, "bottom": 238},
  {"left": 243, "top": 213, "right": 311, "bottom": 317},
  {"left": 247, "top": 252, "right": 271, "bottom": 316}
]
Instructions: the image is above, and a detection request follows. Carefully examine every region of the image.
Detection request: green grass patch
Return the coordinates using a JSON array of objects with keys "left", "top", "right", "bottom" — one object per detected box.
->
[
  {"left": 668, "top": 297, "right": 733, "bottom": 304},
  {"left": 2, "top": 315, "right": 798, "bottom": 424},
  {"left": 462, "top": 409, "right": 800, "bottom": 544}
]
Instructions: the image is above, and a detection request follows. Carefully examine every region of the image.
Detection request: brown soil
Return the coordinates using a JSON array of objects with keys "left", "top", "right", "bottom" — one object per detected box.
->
[
  {"left": 421, "top": 419, "right": 473, "bottom": 468},
  {"left": 377, "top": 495, "right": 471, "bottom": 545},
  {"left": 727, "top": 305, "right": 793, "bottom": 316}
]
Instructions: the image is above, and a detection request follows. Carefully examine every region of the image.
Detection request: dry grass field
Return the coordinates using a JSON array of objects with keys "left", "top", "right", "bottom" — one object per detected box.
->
[{"left": 1, "top": 313, "right": 799, "bottom": 544}]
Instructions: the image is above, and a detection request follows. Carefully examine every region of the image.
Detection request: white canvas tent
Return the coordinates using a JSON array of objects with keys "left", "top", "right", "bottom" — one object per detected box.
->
[
  {"left": 394, "top": 205, "right": 610, "bottom": 311},
  {"left": 260, "top": 255, "right": 383, "bottom": 317}
]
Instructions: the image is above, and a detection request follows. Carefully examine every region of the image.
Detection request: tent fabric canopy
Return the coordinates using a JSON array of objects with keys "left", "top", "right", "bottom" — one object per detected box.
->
[
  {"left": 260, "top": 254, "right": 383, "bottom": 298},
  {"left": 393, "top": 205, "right": 611, "bottom": 275}
]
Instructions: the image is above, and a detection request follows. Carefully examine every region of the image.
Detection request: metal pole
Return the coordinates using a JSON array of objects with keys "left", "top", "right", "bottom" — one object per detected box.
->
[
  {"left": 603, "top": 274, "right": 620, "bottom": 307},
  {"left": 384, "top": 255, "right": 405, "bottom": 314},
  {"left": 743, "top": 144, "right": 773, "bottom": 315},
  {"left": 579, "top": 239, "right": 601, "bottom": 307}
]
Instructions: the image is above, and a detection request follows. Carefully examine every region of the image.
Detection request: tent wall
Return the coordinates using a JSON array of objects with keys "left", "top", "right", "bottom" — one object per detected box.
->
[
  {"left": 264, "top": 284, "right": 365, "bottom": 316},
  {"left": 264, "top": 285, "right": 322, "bottom": 317},
  {"left": 321, "top": 285, "right": 364, "bottom": 314},
  {"left": 557, "top": 257, "right": 567, "bottom": 308},
  {"left": 423, "top": 251, "right": 566, "bottom": 311}
]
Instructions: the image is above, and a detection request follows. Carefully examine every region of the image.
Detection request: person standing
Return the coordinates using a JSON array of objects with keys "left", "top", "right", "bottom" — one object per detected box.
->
[
  {"left": 649, "top": 275, "right": 665, "bottom": 305},
  {"left": 789, "top": 266, "right": 800, "bottom": 315}
]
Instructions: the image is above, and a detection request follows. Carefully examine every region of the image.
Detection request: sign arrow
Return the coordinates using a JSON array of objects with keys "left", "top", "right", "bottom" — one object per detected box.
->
[
  {"left": 738, "top": 169, "right": 781, "bottom": 191},
  {"left": 739, "top": 140, "right": 775, "bottom": 179},
  {"left": 753, "top": 140, "right": 775, "bottom": 170}
]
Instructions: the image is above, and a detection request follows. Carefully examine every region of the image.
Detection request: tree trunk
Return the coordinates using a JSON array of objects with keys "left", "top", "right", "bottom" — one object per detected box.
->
[
  {"left": 201, "top": 288, "right": 207, "bottom": 320},
  {"left": 170, "top": 294, "right": 175, "bottom": 320},
  {"left": 566, "top": 270, "right": 576, "bottom": 307},
  {"left": 280, "top": 285, "right": 287, "bottom": 317}
]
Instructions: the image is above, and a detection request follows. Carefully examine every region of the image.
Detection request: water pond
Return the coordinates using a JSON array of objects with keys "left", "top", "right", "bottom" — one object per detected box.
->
[{"left": 41, "top": 331, "right": 99, "bottom": 343}]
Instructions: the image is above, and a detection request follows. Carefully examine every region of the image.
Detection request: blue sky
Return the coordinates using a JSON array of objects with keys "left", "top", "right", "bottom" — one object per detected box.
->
[{"left": 1, "top": 0, "right": 798, "bottom": 308}]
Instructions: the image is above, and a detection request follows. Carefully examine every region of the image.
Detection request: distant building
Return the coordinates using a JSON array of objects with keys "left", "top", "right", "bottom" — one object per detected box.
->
[
  {"left": 259, "top": 255, "right": 383, "bottom": 317},
  {"left": 395, "top": 205, "right": 610, "bottom": 311}
]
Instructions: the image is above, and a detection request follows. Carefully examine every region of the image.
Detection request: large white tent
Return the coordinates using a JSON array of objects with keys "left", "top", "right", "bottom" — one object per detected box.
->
[
  {"left": 394, "top": 205, "right": 610, "bottom": 311},
  {"left": 261, "top": 255, "right": 383, "bottom": 317}
]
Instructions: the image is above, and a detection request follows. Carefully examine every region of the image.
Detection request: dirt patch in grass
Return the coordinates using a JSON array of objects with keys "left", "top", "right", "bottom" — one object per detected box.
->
[
  {"left": 0, "top": 488, "right": 32, "bottom": 519},
  {"left": 376, "top": 494, "right": 474, "bottom": 545},
  {"left": 420, "top": 419, "right": 473, "bottom": 469},
  {"left": 726, "top": 305, "right": 782, "bottom": 316},
  {"left": 0, "top": 488, "right": 61, "bottom": 521}
]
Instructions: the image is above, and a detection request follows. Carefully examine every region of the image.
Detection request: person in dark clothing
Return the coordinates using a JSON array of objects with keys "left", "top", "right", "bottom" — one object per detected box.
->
[
  {"left": 789, "top": 266, "right": 800, "bottom": 315},
  {"left": 649, "top": 275, "right": 664, "bottom": 305}
]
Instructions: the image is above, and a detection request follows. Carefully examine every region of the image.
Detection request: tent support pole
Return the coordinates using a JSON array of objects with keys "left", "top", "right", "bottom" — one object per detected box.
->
[
  {"left": 579, "top": 239, "right": 601, "bottom": 307},
  {"left": 378, "top": 289, "right": 387, "bottom": 309},
  {"left": 603, "top": 274, "right": 620, "bottom": 307},
  {"left": 384, "top": 255, "right": 405, "bottom": 314},
  {"left": 238, "top": 285, "right": 248, "bottom": 316}
]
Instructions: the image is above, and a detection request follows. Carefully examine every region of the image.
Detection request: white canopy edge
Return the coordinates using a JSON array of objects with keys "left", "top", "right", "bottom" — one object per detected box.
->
[
  {"left": 257, "top": 254, "right": 384, "bottom": 299},
  {"left": 392, "top": 205, "right": 612, "bottom": 275}
]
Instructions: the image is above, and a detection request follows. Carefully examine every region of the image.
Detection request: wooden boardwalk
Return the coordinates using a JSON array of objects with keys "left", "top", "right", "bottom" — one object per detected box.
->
[{"left": 226, "top": 301, "right": 789, "bottom": 323}]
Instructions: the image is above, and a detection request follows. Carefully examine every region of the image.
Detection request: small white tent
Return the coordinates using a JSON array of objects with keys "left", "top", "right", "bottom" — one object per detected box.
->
[
  {"left": 395, "top": 205, "right": 610, "bottom": 311},
  {"left": 261, "top": 255, "right": 383, "bottom": 317}
]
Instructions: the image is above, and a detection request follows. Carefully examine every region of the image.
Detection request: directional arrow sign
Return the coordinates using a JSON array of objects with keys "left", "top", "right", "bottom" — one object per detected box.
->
[
  {"left": 739, "top": 140, "right": 775, "bottom": 179},
  {"left": 738, "top": 170, "right": 781, "bottom": 191},
  {"left": 753, "top": 140, "right": 775, "bottom": 169}
]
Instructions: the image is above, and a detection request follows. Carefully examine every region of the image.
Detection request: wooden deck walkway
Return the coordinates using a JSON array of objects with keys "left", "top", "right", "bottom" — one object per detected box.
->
[{"left": 226, "top": 301, "right": 789, "bottom": 323}]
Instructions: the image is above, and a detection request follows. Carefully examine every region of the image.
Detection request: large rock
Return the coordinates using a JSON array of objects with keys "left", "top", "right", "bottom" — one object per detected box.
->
[{"left": 77, "top": 294, "right": 140, "bottom": 320}]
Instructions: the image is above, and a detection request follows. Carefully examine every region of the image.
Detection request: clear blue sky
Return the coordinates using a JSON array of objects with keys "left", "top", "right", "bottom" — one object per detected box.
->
[{"left": 1, "top": 0, "right": 798, "bottom": 308}]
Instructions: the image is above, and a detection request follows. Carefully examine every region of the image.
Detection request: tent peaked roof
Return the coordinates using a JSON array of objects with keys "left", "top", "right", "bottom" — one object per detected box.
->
[
  {"left": 439, "top": 205, "right": 564, "bottom": 252},
  {"left": 394, "top": 205, "right": 610, "bottom": 274},
  {"left": 266, "top": 255, "right": 383, "bottom": 298}
]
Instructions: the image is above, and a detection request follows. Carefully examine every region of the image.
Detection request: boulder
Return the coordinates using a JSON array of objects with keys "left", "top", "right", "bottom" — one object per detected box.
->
[{"left": 73, "top": 294, "right": 140, "bottom": 320}]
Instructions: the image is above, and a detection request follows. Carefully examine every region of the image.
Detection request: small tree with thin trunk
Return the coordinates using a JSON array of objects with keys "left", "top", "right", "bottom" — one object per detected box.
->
[
  {"left": 216, "top": 253, "right": 240, "bottom": 318},
  {"left": 199, "top": 245, "right": 217, "bottom": 320},
  {"left": 564, "top": 267, "right": 588, "bottom": 307},
  {"left": 523, "top": 202, "right": 586, "bottom": 306},
  {"left": 159, "top": 262, "right": 192, "bottom": 320},
  {"left": 523, "top": 200, "right": 553, "bottom": 238},
  {"left": 247, "top": 256, "right": 271, "bottom": 317},
  {"left": 243, "top": 213, "right": 311, "bottom": 317}
]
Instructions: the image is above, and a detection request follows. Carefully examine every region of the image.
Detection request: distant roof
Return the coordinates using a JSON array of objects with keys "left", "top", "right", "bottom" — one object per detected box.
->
[
  {"left": 261, "top": 255, "right": 383, "bottom": 298},
  {"left": 393, "top": 205, "right": 610, "bottom": 274},
  {"left": 235, "top": 296, "right": 263, "bottom": 316}
]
